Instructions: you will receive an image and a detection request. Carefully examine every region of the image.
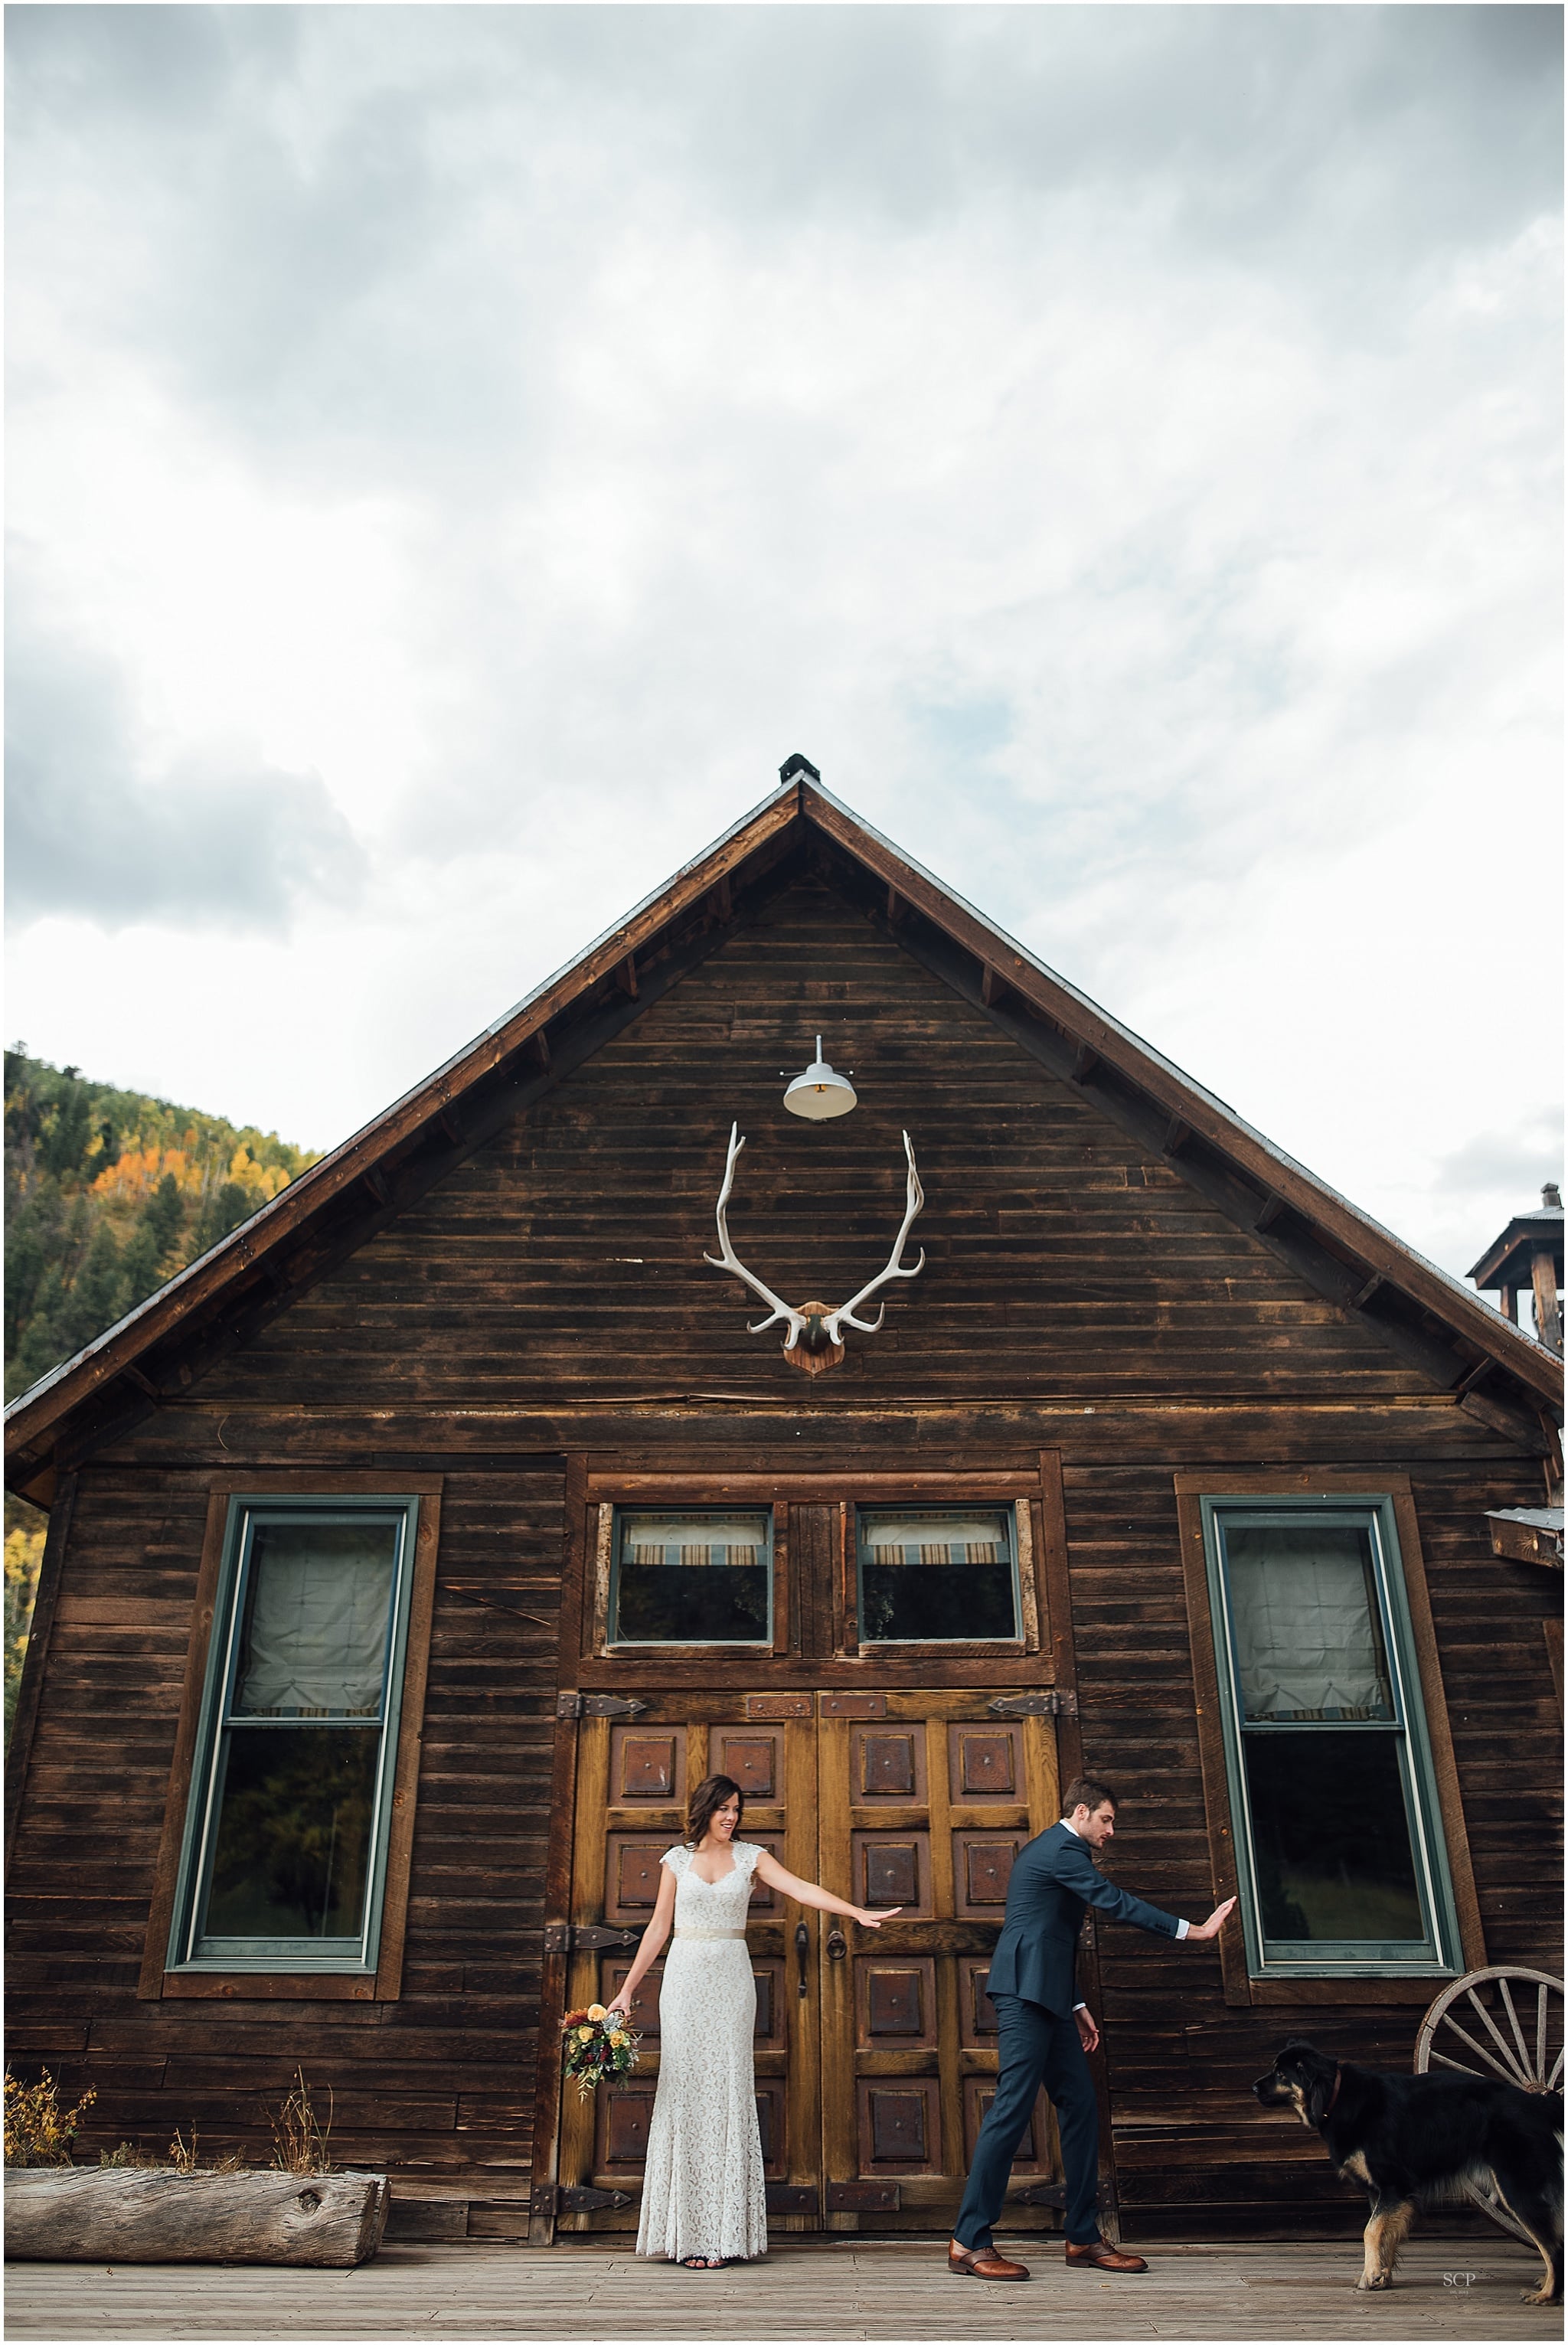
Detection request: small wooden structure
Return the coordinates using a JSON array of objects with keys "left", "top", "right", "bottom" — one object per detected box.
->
[
  {"left": 5, "top": 762, "right": 1561, "bottom": 2245},
  {"left": 1469, "top": 1186, "right": 1564, "bottom": 1354}
]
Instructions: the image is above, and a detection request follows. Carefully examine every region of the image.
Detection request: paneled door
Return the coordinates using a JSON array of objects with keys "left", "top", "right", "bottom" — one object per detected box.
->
[
  {"left": 554, "top": 1692, "right": 824, "bottom": 2234},
  {"left": 815, "top": 1691, "right": 1064, "bottom": 2232},
  {"left": 552, "top": 1690, "right": 1064, "bottom": 2236}
]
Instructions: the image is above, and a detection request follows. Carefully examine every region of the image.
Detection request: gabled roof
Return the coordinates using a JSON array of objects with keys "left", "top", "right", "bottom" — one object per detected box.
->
[{"left": 7, "top": 766, "right": 1560, "bottom": 1501}]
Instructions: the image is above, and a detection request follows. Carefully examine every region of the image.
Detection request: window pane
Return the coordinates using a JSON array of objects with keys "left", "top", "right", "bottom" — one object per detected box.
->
[
  {"left": 613, "top": 1512, "right": 770, "bottom": 1643},
  {"left": 1243, "top": 1729, "right": 1425, "bottom": 1943},
  {"left": 201, "top": 1724, "right": 380, "bottom": 1941},
  {"left": 1222, "top": 1520, "right": 1393, "bottom": 1720},
  {"left": 859, "top": 1510, "right": 1018, "bottom": 1642},
  {"left": 234, "top": 1519, "right": 400, "bottom": 1717}
]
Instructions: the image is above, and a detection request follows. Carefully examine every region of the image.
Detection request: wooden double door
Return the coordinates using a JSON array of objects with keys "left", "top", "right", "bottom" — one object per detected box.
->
[{"left": 555, "top": 1689, "right": 1067, "bottom": 2235}]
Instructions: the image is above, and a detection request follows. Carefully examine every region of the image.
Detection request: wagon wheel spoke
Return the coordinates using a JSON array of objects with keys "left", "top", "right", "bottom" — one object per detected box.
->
[
  {"left": 1550, "top": 2046, "right": 1564, "bottom": 2093},
  {"left": 1498, "top": 1977, "right": 1532, "bottom": 2079},
  {"left": 1537, "top": 1984, "right": 1549, "bottom": 2086},
  {"left": 1466, "top": 1986, "right": 1532, "bottom": 2086},
  {"left": 1428, "top": 2050, "right": 1488, "bottom": 2077},
  {"left": 1438, "top": 2013, "right": 1523, "bottom": 2086}
]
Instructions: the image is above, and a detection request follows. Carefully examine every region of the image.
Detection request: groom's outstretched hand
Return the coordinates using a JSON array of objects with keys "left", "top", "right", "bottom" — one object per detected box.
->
[
  {"left": 1185, "top": 1897, "right": 1237, "bottom": 1942},
  {"left": 1075, "top": 2007, "right": 1100, "bottom": 2053},
  {"left": 853, "top": 1906, "right": 903, "bottom": 1929}
]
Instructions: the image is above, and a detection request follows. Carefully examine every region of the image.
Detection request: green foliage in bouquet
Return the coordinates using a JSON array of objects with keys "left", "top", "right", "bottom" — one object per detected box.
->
[{"left": 560, "top": 2004, "right": 642, "bottom": 2099}]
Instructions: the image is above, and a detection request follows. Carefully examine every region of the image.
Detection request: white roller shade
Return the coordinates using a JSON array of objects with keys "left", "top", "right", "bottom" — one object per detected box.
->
[
  {"left": 234, "top": 1521, "right": 398, "bottom": 1716},
  {"left": 1226, "top": 1530, "right": 1391, "bottom": 1720}
]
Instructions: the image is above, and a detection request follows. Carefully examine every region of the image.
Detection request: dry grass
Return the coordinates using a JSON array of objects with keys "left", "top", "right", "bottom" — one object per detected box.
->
[{"left": 267, "top": 2069, "right": 333, "bottom": 2175}]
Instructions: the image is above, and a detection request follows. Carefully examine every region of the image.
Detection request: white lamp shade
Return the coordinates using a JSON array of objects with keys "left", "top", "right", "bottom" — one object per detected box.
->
[{"left": 783, "top": 1036, "right": 857, "bottom": 1119}]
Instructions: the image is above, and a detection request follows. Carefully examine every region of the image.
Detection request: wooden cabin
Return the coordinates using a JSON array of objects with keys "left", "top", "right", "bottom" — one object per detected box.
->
[{"left": 6, "top": 762, "right": 1562, "bottom": 2245}]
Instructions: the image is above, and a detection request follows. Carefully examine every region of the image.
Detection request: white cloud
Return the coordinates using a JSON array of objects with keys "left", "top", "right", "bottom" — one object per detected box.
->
[{"left": 5, "top": 5, "right": 1560, "bottom": 1282}]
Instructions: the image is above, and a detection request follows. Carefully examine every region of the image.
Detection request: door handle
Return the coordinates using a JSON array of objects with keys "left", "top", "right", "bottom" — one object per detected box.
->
[
  {"left": 826, "top": 1928, "right": 847, "bottom": 1961},
  {"left": 795, "top": 1921, "right": 810, "bottom": 1997}
]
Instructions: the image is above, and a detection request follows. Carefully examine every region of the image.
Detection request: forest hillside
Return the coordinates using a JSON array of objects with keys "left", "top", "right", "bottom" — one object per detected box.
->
[{"left": 5, "top": 1047, "right": 319, "bottom": 1733}]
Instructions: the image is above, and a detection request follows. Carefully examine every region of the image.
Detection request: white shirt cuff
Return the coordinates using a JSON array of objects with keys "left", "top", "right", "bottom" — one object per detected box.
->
[
  {"left": 1073, "top": 2000, "right": 1088, "bottom": 2011},
  {"left": 1175, "top": 1919, "right": 1189, "bottom": 1938}
]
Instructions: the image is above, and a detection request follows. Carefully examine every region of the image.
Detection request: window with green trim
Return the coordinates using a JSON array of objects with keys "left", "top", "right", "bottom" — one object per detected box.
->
[
  {"left": 1200, "top": 1497, "right": 1462, "bottom": 1979},
  {"left": 168, "top": 1496, "right": 422, "bottom": 1974}
]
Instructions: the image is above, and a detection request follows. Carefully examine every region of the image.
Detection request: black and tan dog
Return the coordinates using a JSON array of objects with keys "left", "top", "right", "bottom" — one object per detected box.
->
[{"left": 1253, "top": 2038, "right": 1563, "bottom": 2304}]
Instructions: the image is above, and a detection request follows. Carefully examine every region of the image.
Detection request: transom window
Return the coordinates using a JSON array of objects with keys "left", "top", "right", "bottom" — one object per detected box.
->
[
  {"left": 1202, "top": 1499, "right": 1462, "bottom": 1978},
  {"left": 168, "top": 1497, "right": 420, "bottom": 1973},
  {"left": 609, "top": 1511, "right": 773, "bottom": 1645},
  {"left": 856, "top": 1508, "right": 1021, "bottom": 1644}
]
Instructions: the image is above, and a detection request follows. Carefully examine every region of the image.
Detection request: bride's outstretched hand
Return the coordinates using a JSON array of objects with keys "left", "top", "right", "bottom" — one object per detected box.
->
[
  {"left": 853, "top": 1906, "right": 903, "bottom": 1929},
  {"left": 605, "top": 1993, "right": 633, "bottom": 2020}
]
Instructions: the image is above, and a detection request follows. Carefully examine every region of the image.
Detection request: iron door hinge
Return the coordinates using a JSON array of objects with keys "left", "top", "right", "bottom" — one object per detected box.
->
[
  {"left": 557, "top": 1691, "right": 649, "bottom": 1720},
  {"left": 766, "top": 2184, "right": 818, "bottom": 2214},
  {"left": 531, "top": 2183, "right": 633, "bottom": 2216},
  {"left": 543, "top": 1922, "right": 642, "bottom": 1955},
  {"left": 988, "top": 1690, "right": 1078, "bottom": 1719},
  {"left": 1011, "top": 2181, "right": 1067, "bottom": 2207}
]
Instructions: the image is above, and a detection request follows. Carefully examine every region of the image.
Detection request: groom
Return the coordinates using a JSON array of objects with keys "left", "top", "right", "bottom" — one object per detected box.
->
[{"left": 948, "top": 1774, "right": 1235, "bottom": 2281}]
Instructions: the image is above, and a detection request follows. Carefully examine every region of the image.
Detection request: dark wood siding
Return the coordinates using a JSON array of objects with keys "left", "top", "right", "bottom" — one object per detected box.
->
[
  {"left": 1063, "top": 1453, "right": 1559, "bottom": 2237},
  {"left": 8, "top": 1464, "right": 565, "bottom": 2206},
  {"left": 172, "top": 878, "right": 1443, "bottom": 1416},
  {"left": 6, "top": 871, "right": 1557, "bottom": 2235}
]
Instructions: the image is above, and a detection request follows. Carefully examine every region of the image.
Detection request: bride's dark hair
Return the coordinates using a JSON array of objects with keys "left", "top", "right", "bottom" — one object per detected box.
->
[{"left": 686, "top": 1773, "right": 744, "bottom": 1847}]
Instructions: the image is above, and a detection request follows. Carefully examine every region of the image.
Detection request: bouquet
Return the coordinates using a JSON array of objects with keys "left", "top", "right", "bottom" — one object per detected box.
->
[{"left": 560, "top": 2004, "right": 642, "bottom": 2098}]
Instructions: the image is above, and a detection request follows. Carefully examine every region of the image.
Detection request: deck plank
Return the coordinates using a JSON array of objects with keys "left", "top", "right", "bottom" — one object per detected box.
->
[{"left": 5, "top": 2236, "right": 1554, "bottom": 2341}]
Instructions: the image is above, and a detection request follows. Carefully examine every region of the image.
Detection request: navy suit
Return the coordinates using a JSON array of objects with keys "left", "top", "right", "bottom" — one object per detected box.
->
[{"left": 954, "top": 1821, "right": 1181, "bottom": 2249}]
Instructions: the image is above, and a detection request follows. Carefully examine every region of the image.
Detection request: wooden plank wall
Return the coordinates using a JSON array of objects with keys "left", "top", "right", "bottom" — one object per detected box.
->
[
  {"left": 6, "top": 869, "right": 1559, "bottom": 2235},
  {"left": 163, "top": 879, "right": 1455, "bottom": 1419},
  {"left": 7, "top": 1463, "right": 566, "bottom": 2228},
  {"left": 1064, "top": 1452, "right": 1559, "bottom": 2239}
]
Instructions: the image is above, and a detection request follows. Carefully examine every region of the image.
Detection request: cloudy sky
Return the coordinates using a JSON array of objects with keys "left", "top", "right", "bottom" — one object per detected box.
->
[{"left": 6, "top": 5, "right": 1561, "bottom": 1301}]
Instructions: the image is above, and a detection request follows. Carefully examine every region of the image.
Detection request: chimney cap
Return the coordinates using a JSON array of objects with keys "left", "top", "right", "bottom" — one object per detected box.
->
[
  {"left": 1544, "top": 1183, "right": 1562, "bottom": 1211},
  {"left": 779, "top": 753, "right": 821, "bottom": 786}
]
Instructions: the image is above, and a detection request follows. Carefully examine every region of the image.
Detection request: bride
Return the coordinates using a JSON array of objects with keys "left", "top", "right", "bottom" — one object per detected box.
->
[{"left": 606, "top": 1771, "right": 899, "bottom": 2269}]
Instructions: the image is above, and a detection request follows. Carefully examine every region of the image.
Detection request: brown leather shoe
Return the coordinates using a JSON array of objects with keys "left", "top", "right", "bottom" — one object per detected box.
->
[
  {"left": 949, "top": 2241, "right": 1031, "bottom": 2281},
  {"left": 1066, "top": 2236, "right": 1148, "bottom": 2273}
]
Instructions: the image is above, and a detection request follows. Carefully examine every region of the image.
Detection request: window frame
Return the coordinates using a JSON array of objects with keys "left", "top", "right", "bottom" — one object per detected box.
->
[
  {"left": 139, "top": 1475, "right": 441, "bottom": 2003},
  {"left": 853, "top": 1504, "right": 1024, "bottom": 1648},
  {"left": 576, "top": 1467, "right": 1054, "bottom": 1674},
  {"left": 1174, "top": 1470, "right": 1485, "bottom": 2007},
  {"left": 606, "top": 1505, "right": 777, "bottom": 1650}
]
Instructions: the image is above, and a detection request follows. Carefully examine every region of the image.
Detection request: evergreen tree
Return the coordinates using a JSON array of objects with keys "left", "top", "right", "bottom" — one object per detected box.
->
[
  {"left": 9, "top": 1266, "right": 72, "bottom": 1397},
  {"left": 38, "top": 1076, "right": 94, "bottom": 1181},
  {"left": 145, "top": 1172, "right": 184, "bottom": 1263},
  {"left": 118, "top": 1223, "right": 164, "bottom": 1314},
  {"left": 194, "top": 1181, "right": 256, "bottom": 1259},
  {"left": 4, "top": 1177, "right": 64, "bottom": 1358},
  {"left": 62, "top": 1223, "right": 124, "bottom": 1357}
]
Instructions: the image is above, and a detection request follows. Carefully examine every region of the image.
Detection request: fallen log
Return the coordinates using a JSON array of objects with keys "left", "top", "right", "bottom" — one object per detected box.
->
[{"left": 4, "top": 2166, "right": 389, "bottom": 2266}]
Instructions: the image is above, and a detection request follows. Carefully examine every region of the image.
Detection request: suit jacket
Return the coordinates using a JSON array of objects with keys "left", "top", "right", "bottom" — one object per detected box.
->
[{"left": 985, "top": 1822, "right": 1181, "bottom": 2016}]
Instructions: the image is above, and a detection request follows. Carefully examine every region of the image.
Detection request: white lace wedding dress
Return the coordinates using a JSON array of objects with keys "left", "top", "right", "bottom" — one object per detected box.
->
[{"left": 635, "top": 1840, "right": 769, "bottom": 2263}]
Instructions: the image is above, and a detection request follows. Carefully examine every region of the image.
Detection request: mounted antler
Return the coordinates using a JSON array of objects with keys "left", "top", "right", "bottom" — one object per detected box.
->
[
  {"left": 821, "top": 1131, "right": 925, "bottom": 1341},
  {"left": 704, "top": 1126, "right": 810, "bottom": 1354},
  {"left": 704, "top": 1123, "right": 926, "bottom": 1372}
]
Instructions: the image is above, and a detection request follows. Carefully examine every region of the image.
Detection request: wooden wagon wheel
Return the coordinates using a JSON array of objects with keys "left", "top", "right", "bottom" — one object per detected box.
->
[{"left": 1415, "top": 1967, "right": 1563, "bottom": 2244}]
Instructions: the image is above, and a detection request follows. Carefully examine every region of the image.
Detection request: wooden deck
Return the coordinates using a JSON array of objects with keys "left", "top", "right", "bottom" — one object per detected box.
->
[{"left": 5, "top": 2236, "right": 1558, "bottom": 2340}]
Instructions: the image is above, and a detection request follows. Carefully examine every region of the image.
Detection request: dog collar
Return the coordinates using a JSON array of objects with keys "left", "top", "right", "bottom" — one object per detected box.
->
[{"left": 1323, "top": 2065, "right": 1342, "bottom": 2118}]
